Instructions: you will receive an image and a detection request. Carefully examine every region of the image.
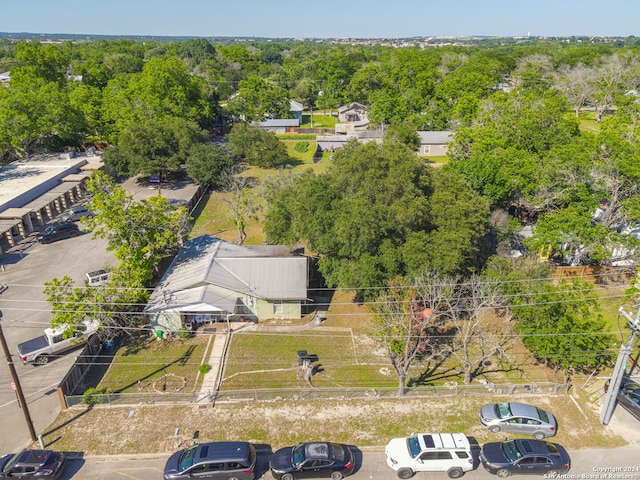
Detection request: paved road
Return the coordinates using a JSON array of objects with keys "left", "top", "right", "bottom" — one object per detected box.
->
[{"left": 55, "top": 444, "right": 640, "bottom": 480}]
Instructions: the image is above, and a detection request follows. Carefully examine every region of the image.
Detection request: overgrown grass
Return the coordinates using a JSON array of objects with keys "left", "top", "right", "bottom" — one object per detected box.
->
[{"left": 98, "top": 334, "right": 210, "bottom": 393}]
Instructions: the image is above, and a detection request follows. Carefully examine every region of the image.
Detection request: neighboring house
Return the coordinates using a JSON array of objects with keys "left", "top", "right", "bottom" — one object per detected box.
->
[
  {"left": 316, "top": 129, "right": 383, "bottom": 152},
  {"left": 145, "top": 235, "right": 309, "bottom": 334},
  {"left": 417, "top": 131, "right": 453, "bottom": 157},
  {"left": 254, "top": 118, "right": 300, "bottom": 134},
  {"left": 337, "top": 102, "right": 368, "bottom": 123},
  {"left": 289, "top": 100, "right": 304, "bottom": 122}
]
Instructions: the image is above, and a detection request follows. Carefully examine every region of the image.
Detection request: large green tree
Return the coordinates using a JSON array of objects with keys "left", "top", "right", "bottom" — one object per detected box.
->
[
  {"left": 264, "top": 140, "right": 489, "bottom": 297},
  {"left": 227, "top": 123, "right": 288, "bottom": 168}
]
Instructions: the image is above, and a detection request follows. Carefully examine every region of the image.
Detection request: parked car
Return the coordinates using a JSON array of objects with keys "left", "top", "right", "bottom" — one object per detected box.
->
[
  {"left": 36, "top": 222, "right": 79, "bottom": 244},
  {"left": 61, "top": 206, "right": 93, "bottom": 222},
  {"left": 479, "top": 402, "right": 557, "bottom": 439},
  {"left": 610, "top": 378, "right": 640, "bottom": 421},
  {"left": 85, "top": 269, "right": 110, "bottom": 287},
  {"left": 385, "top": 432, "right": 473, "bottom": 479},
  {"left": 0, "top": 449, "right": 66, "bottom": 479},
  {"left": 163, "top": 441, "right": 256, "bottom": 480},
  {"left": 270, "top": 442, "right": 355, "bottom": 480},
  {"left": 480, "top": 439, "right": 570, "bottom": 477}
]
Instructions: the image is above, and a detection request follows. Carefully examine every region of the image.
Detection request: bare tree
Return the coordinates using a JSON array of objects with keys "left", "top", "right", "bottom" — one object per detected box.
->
[
  {"left": 370, "top": 277, "right": 450, "bottom": 396},
  {"left": 553, "top": 63, "right": 596, "bottom": 118},
  {"left": 220, "top": 165, "right": 259, "bottom": 245},
  {"left": 444, "top": 276, "right": 514, "bottom": 384}
]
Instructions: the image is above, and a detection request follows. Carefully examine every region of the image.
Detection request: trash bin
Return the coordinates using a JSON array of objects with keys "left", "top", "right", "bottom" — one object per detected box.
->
[
  {"left": 103, "top": 340, "right": 115, "bottom": 353},
  {"left": 156, "top": 330, "right": 164, "bottom": 340}
]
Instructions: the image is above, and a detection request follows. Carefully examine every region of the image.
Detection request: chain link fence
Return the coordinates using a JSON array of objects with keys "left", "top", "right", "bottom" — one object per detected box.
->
[{"left": 64, "top": 382, "right": 569, "bottom": 408}]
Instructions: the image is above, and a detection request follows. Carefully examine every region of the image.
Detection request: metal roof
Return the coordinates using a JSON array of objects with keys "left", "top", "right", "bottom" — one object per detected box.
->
[
  {"left": 417, "top": 131, "right": 453, "bottom": 144},
  {"left": 145, "top": 235, "right": 307, "bottom": 312}
]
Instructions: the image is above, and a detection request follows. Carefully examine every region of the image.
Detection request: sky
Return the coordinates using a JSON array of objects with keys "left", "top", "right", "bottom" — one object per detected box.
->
[{"left": 2, "top": 0, "right": 639, "bottom": 39}]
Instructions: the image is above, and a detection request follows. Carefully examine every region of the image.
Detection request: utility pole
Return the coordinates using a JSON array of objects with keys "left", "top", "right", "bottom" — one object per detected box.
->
[
  {"left": 600, "top": 305, "right": 640, "bottom": 425},
  {"left": 0, "top": 307, "right": 38, "bottom": 442}
]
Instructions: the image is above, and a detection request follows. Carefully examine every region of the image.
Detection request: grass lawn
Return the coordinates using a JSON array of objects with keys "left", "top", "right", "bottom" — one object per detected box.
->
[
  {"left": 97, "top": 334, "right": 212, "bottom": 394},
  {"left": 300, "top": 113, "right": 337, "bottom": 128},
  {"left": 573, "top": 110, "right": 600, "bottom": 134}
]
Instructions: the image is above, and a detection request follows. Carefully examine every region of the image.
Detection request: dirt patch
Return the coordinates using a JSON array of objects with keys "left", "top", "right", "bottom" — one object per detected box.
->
[{"left": 40, "top": 394, "right": 630, "bottom": 456}]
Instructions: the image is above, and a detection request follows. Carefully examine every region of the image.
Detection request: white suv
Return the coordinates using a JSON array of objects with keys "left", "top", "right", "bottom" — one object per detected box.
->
[{"left": 385, "top": 432, "right": 474, "bottom": 479}]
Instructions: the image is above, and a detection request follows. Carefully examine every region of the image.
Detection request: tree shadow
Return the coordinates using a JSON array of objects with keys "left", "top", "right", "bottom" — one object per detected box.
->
[
  {"left": 113, "top": 345, "right": 196, "bottom": 393},
  {"left": 42, "top": 406, "right": 94, "bottom": 439}
]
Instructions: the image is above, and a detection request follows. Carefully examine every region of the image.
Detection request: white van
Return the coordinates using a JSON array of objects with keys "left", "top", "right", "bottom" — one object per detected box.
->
[
  {"left": 85, "top": 269, "right": 110, "bottom": 287},
  {"left": 385, "top": 432, "right": 473, "bottom": 479}
]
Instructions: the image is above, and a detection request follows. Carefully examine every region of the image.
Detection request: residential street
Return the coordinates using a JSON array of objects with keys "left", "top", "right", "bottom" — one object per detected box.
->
[{"left": 58, "top": 444, "right": 640, "bottom": 479}]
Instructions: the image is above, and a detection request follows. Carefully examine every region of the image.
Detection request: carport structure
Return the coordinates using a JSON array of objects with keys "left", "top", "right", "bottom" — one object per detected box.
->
[{"left": 0, "top": 153, "right": 102, "bottom": 254}]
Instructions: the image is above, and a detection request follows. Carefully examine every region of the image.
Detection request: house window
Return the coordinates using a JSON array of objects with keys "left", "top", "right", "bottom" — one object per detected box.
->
[
  {"left": 273, "top": 300, "right": 283, "bottom": 314},
  {"left": 423, "top": 145, "right": 431, "bottom": 155}
]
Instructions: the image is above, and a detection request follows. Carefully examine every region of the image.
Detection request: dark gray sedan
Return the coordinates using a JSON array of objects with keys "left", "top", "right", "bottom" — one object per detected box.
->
[
  {"left": 479, "top": 402, "right": 557, "bottom": 439},
  {"left": 615, "top": 378, "right": 640, "bottom": 421},
  {"left": 480, "top": 439, "right": 570, "bottom": 478}
]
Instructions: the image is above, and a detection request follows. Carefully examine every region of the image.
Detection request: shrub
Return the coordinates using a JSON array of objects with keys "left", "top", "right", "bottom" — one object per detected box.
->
[
  {"left": 176, "top": 327, "right": 191, "bottom": 339},
  {"left": 294, "top": 142, "right": 309, "bottom": 153},
  {"left": 83, "top": 387, "right": 107, "bottom": 405},
  {"left": 199, "top": 364, "right": 212, "bottom": 374}
]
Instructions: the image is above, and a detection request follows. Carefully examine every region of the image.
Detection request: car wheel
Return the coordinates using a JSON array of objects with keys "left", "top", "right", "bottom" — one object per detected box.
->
[
  {"left": 397, "top": 468, "right": 414, "bottom": 479},
  {"left": 331, "top": 471, "right": 344, "bottom": 480},
  {"left": 547, "top": 471, "right": 559, "bottom": 477},
  {"left": 534, "top": 432, "right": 545, "bottom": 440},
  {"left": 448, "top": 467, "right": 464, "bottom": 478},
  {"left": 490, "top": 425, "right": 501, "bottom": 433},
  {"left": 281, "top": 474, "right": 294, "bottom": 480},
  {"left": 44, "top": 237, "right": 52, "bottom": 244},
  {"left": 497, "top": 469, "right": 511, "bottom": 478},
  {"left": 68, "top": 231, "right": 77, "bottom": 238},
  {"left": 35, "top": 355, "right": 49, "bottom": 365}
]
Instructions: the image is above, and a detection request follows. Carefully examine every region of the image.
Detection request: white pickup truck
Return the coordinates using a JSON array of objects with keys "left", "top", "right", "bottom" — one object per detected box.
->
[{"left": 17, "top": 319, "right": 100, "bottom": 365}]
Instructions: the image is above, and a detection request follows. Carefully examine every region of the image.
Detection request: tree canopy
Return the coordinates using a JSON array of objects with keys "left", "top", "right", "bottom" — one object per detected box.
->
[{"left": 264, "top": 140, "right": 489, "bottom": 297}]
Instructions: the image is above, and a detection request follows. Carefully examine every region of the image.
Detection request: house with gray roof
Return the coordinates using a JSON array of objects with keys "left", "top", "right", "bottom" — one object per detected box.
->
[
  {"left": 254, "top": 118, "right": 300, "bottom": 134},
  {"left": 145, "top": 235, "right": 308, "bottom": 333},
  {"left": 417, "top": 131, "right": 453, "bottom": 157}
]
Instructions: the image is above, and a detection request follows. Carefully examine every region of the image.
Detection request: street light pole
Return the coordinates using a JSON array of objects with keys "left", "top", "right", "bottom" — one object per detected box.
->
[
  {"left": 0, "top": 309, "right": 38, "bottom": 442},
  {"left": 599, "top": 305, "right": 640, "bottom": 425}
]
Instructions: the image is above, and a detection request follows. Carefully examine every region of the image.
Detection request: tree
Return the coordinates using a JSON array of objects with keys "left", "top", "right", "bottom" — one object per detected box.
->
[
  {"left": 371, "top": 278, "right": 447, "bottom": 395},
  {"left": 186, "top": 143, "right": 234, "bottom": 188},
  {"left": 85, "top": 171, "right": 190, "bottom": 279},
  {"left": 227, "top": 123, "right": 288, "bottom": 168},
  {"left": 483, "top": 256, "right": 612, "bottom": 380},
  {"left": 264, "top": 140, "right": 489, "bottom": 298},
  {"left": 436, "top": 275, "right": 512, "bottom": 384},
  {"left": 101, "top": 56, "right": 215, "bottom": 139},
  {"left": 101, "top": 117, "right": 206, "bottom": 178},
  {"left": 217, "top": 165, "right": 259, "bottom": 245}
]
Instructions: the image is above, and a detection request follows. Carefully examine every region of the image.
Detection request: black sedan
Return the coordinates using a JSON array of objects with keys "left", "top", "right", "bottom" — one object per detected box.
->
[
  {"left": 0, "top": 449, "right": 66, "bottom": 479},
  {"left": 480, "top": 439, "right": 570, "bottom": 478},
  {"left": 270, "top": 442, "right": 355, "bottom": 480},
  {"left": 615, "top": 378, "right": 640, "bottom": 421}
]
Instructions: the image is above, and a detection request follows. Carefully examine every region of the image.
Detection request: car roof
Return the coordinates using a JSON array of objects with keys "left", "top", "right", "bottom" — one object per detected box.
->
[
  {"left": 15, "top": 449, "right": 57, "bottom": 466},
  {"left": 303, "top": 442, "right": 335, "bottom": 459},
  {"left": 514, "top": 439, "right": 553, "bottom": 455},
  {"left": 508, "top": 402, "right": 542, "bottom": 418},
  {"left": 195, "top": 442, "right": 252, "bottom": 463},
  {"left": 416, "top": 433, "right": 470, "bottom": 450}
]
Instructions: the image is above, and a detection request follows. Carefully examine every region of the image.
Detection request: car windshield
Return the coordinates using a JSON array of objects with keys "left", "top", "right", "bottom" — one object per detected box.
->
[
  {"left": 178, "top": 445, "right": 198, "bottom": 471},
  {"left": 2, "top": 454, "right": 19, "bottom": 473},
  {"left": 501, "top": 440, "right": 523, "bottom": 462},
  {"left": 407, "top": 436, "right": 421, "bottom": 458},
  {"left": 536, "top": 408, "right": 549, "bottom": 423},
  {"left": 292, "top": 444, "right": 306, "bottom": 467},
  {"left": 496, "top": 402, "right": 512, "bottom": 418}
]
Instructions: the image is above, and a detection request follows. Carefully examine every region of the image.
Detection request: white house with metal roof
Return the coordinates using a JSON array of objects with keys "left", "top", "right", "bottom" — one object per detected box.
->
[
  {"left": 417, "top": 131, "right": 453, "bottom": 157},
  {"left": 145, "top": 234, "right": 309, "bottom": 333}
]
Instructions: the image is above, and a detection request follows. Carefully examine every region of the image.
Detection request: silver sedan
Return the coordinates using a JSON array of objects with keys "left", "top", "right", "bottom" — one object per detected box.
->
[{"left": 479, "top": 402, "right": 557, "bottom": 439}]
